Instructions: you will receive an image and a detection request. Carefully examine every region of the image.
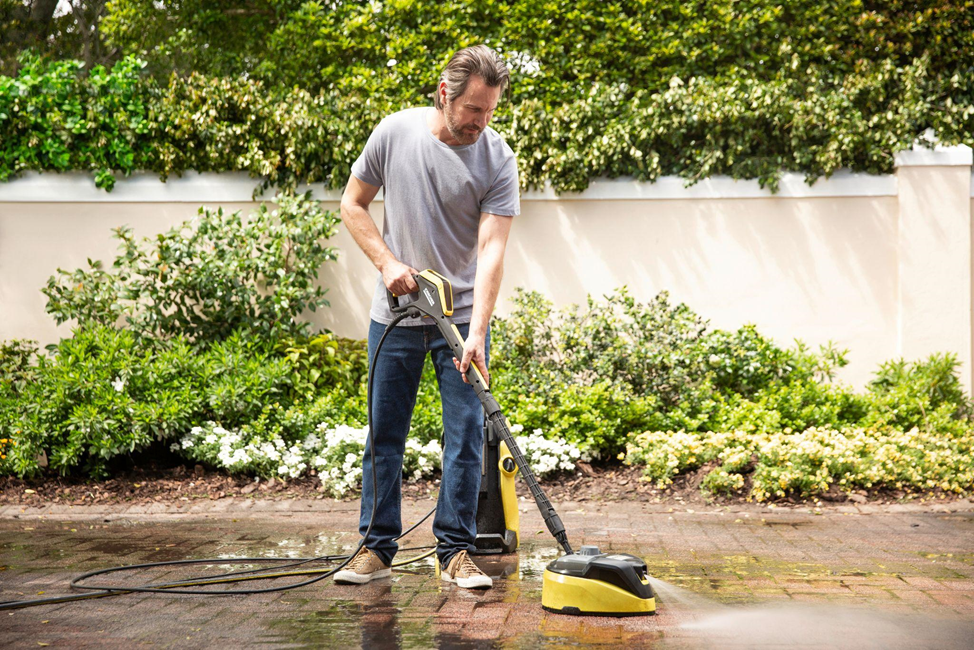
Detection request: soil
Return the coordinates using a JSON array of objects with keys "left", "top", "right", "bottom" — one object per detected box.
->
[{"left": 0, "top": 461, "right": 961, "bottom": 509}]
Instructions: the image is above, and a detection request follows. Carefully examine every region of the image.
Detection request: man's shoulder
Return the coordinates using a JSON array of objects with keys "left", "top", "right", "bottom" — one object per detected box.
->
[
  {"left": 481, "top": 125, "right": 516, "bottom": 163},
  {"left": 376, "top": 107, "right": 426, "bottom": 133}
]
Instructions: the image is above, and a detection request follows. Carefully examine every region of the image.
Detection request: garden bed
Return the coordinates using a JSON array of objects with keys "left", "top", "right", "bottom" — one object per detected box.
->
[{"left": 1, "top": 462, "right": 964, "bottom": 510}]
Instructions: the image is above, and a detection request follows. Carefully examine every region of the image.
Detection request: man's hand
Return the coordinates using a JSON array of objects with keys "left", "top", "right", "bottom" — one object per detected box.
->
[
  {"left": 382, "top": 259, "right": 420, "bottom": 297},
  {"left": 453, "top": 331, "right": 489, "bottom": 388}
]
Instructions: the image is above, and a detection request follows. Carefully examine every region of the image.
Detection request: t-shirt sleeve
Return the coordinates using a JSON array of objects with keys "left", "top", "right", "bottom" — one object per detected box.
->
[
  {"left": 350, "top": 121, "right": 385, "bottom": 188},
  {"left": 480, "top": 154, "right": 520, "bottom": 217}
]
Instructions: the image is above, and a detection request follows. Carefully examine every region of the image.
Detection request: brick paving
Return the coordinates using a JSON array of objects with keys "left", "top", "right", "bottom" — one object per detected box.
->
[{"left": 1, "top": 497, "right": 973, "bottom": 648}]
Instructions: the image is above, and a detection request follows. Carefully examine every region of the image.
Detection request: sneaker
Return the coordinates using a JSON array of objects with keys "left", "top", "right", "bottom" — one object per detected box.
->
[
  {"left": 333, "top": 546, "right": 391, "bottom": 584},
  {"left": 440, "top": 550, "right": 492, "bottom": 589}
]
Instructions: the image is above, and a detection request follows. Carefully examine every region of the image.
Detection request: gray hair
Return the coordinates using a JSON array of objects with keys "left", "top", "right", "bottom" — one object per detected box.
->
[{"left": 434, "top": 45, "right": 511, "bottom": 110}]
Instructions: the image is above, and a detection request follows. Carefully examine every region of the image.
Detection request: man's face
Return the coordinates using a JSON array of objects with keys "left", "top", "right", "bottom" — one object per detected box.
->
[{"left": 442, "top": 75, "right": 501, "bottom": 145}]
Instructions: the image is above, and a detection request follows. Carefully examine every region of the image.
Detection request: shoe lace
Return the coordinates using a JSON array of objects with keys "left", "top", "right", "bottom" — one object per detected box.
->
[
  {"left": 457, "top": 552, "right": 485, "bottom": 576},
  {"left": 347, "top": 547, "right": 374, "bottom": 571}
]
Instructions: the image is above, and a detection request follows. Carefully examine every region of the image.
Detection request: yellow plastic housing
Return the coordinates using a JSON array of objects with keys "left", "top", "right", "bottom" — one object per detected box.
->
[
  {"left": 419, "top": 269, "right": 453, "bottom": 316},
  {"left": 498, "top": 439, "right": 519, "bottom": 548},
  {"left": 542, "top": 570, "right": 656, "bottom": 616}
]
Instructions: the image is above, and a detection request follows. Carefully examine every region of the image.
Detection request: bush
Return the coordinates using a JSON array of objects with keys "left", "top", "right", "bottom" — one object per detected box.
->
[
  {"left": 625, "top": 425, "right": 974, "bottom": 501},
  {"left": 707, "top": 380, "right": 870, "bottom": 435},
  {"left": 492, "top": 287, "right": 710, "bottom": 407},
  {"left": 1, "top": 326, "right": 296, "bottom": 478},
  {"left": 43, "top": 190, "right": 340, "bottom": 345},
  {"left": 195, "top": 332, "right": 292, "bottom": 427},
  {"left": 697, "top": 328, "right": 849, "bottom": 397},
  {"left": 864, "top": 353, "right": 974, "bottom": 433},
  {"left": 490, "top": 287, "right": 849, "bottom": 453},
  {"left": 0, "top": 53, "right": 152, "bottom": 189},
  {"left": 503, "top": 380, "right": 657, "bottom": 458},
  {"left": 3, "top": 326, "right": 200, "bottom": 477},
  {"left": 0, "top": 339, "right": 37, "bottom": 394},
  {"left": 277, "top": 332, "right": 368, "bottom": 400}
]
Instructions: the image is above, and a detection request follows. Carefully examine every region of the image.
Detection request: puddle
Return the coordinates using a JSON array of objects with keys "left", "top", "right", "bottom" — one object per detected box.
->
[{"left": 919, "top": 551, "right": 974, "bottom": 566}]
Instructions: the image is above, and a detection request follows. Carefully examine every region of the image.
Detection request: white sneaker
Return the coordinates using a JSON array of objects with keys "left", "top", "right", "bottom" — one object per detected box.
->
[
  {"left": 440, "top": 550, "right": 492, "bottom": 589},
  {"left": 333, "top": 546, "right": 391, "bottom": 584}
]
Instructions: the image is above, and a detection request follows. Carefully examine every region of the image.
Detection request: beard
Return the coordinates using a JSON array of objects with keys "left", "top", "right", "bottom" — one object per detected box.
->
[{"left": 444, "top": 102, "right": 483, "bottom": 145}]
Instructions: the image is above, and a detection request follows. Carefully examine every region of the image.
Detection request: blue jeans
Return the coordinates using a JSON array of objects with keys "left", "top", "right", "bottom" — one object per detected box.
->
[{"left": 359, "top": 319, "right": 489, "bottom": 568}]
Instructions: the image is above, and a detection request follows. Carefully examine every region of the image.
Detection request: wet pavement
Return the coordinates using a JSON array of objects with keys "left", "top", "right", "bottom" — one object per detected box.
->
[{"left": 1, "top": 497, "right": 973, "bottom": 648}]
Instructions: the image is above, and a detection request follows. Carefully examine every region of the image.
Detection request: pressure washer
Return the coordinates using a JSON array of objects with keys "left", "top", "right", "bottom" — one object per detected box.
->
[
  {"left": 388, "top": 269, "right": 655, "bottom": 616},
  {"left": 0, "top": 269, "right": 655, "bottom": 618}
]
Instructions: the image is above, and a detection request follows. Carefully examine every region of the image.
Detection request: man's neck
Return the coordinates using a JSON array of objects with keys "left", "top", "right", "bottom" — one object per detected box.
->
[{"left": 427, "top": 107, "right": 462, "bottom": 146}]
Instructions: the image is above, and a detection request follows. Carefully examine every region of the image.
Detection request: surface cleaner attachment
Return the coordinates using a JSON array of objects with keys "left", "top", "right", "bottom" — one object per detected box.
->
[
  {"left": 389, "top": 269, "right": 656, "bottom": 616},
  {"left": 542, "top": 546, "right": 656, "bottom": 616}
]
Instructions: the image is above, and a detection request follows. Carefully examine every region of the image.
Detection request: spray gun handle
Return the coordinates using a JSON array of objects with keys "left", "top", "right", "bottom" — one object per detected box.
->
[
  {"left": 386, "top": 288, "right": 405, "bottom": 313},
  {"left": 386, "top": 275, "right": 422, "bottom": 314}
]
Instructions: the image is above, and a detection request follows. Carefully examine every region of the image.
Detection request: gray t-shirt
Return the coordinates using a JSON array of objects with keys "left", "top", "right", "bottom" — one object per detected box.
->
[{"left": 351, "top": 107, "right": 520, "bottom": 327}]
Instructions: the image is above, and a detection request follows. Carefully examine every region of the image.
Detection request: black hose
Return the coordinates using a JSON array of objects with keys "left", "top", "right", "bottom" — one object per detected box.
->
[{"left": 0, "top": 314, "right": 433, "bottom": 611}]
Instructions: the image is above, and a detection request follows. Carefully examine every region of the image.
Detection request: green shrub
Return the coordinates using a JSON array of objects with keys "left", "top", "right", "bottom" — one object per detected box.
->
[
  {"left": 43, "top": 190, "right": 339, "bottom": 345},
  {"left": 195, "top": 332, "right": 291, "bottom": 427},
  {"left": 99, "top": 0, "right": 974, "bottom": 108},
  {"left": 2, "top": 326, "right": 296, "bottom": 478},
  {"left": 492, "top": 288, "right": 843, "bottom": 410},
  {"left": 492, "top": 287, "right": 709, "bottom": 407},
  {"left": 697, "top": 327, "right": 849, "bottom": 397},
  {"left": 0, "top": 53, "right": 152, "bottom": 189},
  {"left": 709, "top": 380, "right": 870, "bottom": 435},
  {"left": 504, "top": 380, "right": 657, "bottom": 458},
  {"left": 625, "top": 425, "right": 974, "bottom": 501},
  {"left": 864, "top": 353, "right": 974, "bottom": 432},
  {"left": 283, "top": 388, "right": 368, "bottom": 435},
  {"left": 490, "top": 287, "right": 866, "bottom": 454},
  {"left": 0, "top": 339, "right": 37, "bottom": 394},
  {"left": 277, "top": 332, "right": 368, "bottom": 401},
  {"left": 3, "top": 326, "right": 200, "bottom": 478}
]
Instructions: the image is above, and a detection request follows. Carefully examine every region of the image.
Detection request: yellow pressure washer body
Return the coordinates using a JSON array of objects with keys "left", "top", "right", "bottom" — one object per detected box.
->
[{"left": 388, "top": 269, "right": 655, "bottom": 617}]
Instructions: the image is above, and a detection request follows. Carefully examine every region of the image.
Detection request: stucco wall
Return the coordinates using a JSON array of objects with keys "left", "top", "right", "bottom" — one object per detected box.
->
[{"left": 1, "top": 157, "right": 971, "bottom": 392}]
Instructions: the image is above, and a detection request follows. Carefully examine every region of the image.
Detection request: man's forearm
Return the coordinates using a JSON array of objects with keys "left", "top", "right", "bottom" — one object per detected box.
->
[
  {"left": 468, "top": 244, "right": 504, "bottom": 338},
  {"left": 340, "top": 201, "right": 395, "bottom": 272}
]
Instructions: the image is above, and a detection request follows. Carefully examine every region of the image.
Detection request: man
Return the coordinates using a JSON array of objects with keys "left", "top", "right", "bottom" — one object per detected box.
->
[{"left": 334, "top": 45, "right": 519, "bottom": 590}]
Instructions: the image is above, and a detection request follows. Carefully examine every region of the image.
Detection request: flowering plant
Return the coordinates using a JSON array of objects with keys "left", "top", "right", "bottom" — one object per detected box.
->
[
  {"left": 174, "top": 421, "right": 443, "bottom": 497},
  {"left": 625, "top": 425, "right": 974, "bottom": 501},
  {"left": 511, "top": 424, "right": 583, "bottom": 476}
]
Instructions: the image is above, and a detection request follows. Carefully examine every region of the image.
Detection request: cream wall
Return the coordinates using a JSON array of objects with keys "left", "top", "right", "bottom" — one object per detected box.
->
[
  {"left": 1, "top": 155, "right": 971, "bottom": 392},
  {"left": 500, "top": 197, "right": 899, "bottom": 387}
]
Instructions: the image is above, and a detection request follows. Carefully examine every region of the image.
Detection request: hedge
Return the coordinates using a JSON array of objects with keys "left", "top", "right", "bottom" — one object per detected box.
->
[{"left": 2, "top": 52, "right": 971, "bottom": 193}]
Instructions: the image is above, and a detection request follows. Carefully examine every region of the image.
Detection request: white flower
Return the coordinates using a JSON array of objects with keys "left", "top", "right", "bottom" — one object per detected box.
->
[{"left": 111, "top": 376, "right": 125, "bottom": 392}]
